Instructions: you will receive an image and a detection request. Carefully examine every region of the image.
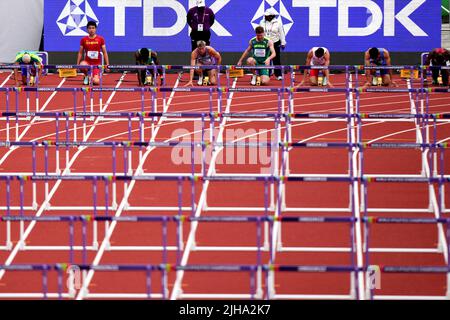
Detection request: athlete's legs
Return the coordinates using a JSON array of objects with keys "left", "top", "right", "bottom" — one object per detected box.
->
[
  {"left": 309, "top": 69, "right": 319, "bottom": 86},
  {"left": 259, "top": 68, "right": 270, "bottom": 85},
  {"left": 208, "top": 69, "right": 217, "bottom": 85},
  {"left": 79, "top": 60, "right": 90, "bottom": 76},
  {"left": 92, "top": 68, "right": 101, "bottom": 85}
]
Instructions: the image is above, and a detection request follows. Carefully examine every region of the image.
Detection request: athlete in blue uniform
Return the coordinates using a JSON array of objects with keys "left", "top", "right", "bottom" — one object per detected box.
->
[{"left": 364, "top": 47, "right": 397, "bottom": 87}]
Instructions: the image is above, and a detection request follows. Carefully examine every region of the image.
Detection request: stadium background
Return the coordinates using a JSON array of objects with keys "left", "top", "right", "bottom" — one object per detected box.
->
[{"left": 0, "top": 0, "right": 449, "bottom": 66}]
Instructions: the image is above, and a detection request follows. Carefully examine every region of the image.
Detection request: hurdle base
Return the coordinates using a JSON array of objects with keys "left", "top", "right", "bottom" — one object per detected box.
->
[
  {"left": 179, "top": 293, "right": 255, "bottom": 299},
  {"left": 0, "top": 293, "right": 74, "bottom": 299},
  {"left": 373, "top": 295, "right": 449, "bottom": 300},
  {"left": 85, "top": 293, "right": 164, "bottom": 299},
  {"left": 272, "top": 294, "right": 353, "bottom": 300}
]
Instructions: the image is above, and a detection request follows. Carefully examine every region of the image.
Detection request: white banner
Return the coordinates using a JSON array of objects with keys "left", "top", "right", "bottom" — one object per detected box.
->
[{"left": 0, "top": 0, "right": 43, "bottom": 63}]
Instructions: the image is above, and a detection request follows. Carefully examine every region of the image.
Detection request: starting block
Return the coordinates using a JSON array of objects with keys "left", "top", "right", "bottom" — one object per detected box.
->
[
  {"left": 145, "top": 74, "right": 153, "bottom": 86},
  {"left": 203, "top": 76, "right": 209, "bottom": 86},
  {"left": 400, "top": 69, "right": 419, "bottom": 79},
  {"left": 318, "top": 71, "right": 324, "bottom": 86},
  {"left": 256, "top": 76, "right": 261, "bottom": 86},
  {"left": 58, "top": 68, "right": 78, "bottom": 78}
]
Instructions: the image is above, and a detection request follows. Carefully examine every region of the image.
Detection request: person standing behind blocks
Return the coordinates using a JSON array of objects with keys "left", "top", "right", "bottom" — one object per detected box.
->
[
  {"left": 260, "top": 8, "right": 286, "bottom": 80},
  {"left": 187, "top": 0, "right": 215, "bottom": 51}
]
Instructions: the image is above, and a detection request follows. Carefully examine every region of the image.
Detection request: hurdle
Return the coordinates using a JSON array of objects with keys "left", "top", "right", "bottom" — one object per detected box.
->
[{"left": 0, "top": 64, "right": 449, "bottom": 300}]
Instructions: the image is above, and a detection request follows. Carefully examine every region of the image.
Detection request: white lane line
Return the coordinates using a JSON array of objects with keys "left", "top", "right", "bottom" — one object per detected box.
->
[
  {"left": 0, "top": 72, "right": 13, "bottom": 87},
  {"left": 76, "top": 75, "right": 182, "bottom": 300},
  {"left": 406, "top": 79, "right": 448, "bottom": 264},
  {"left": 170, "top": 78, "right": 238, "bottom": 300},
  {"left": 0, "top": 79, "right": 66, "bottom": 166},
  {"left": 0, "top": 73, "right": 126, "bottom": 281},
  {"left": 348, "top": 75, "right": 366, "bottom": 300}
]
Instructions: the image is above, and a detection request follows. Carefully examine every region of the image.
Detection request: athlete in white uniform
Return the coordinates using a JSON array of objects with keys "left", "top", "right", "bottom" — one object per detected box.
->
[
  {"left": 185, "top": 40, "right": 222, "bottom": 86},
  {"left": 298, "top": 47, "right": 333, "bottom": 87}
]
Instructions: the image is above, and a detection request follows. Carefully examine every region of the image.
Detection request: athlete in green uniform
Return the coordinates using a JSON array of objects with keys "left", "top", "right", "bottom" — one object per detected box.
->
[
  {"left": 13, "top": 51, "right": 43, "bottom": 87},
  {"left": 135, "top": 48, "right": 161, "bottom": 86},
  {"left": 237, "top": 26, "right": 276, "bottom": 85}
]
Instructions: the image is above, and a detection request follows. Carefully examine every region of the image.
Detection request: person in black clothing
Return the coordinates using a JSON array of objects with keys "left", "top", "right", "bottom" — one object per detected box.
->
[
  {"left": 187, "top": 0, "right": 215, "bottom": 51},
  {"left": 426, "top": 48, "right": 450, "bottom": 86}
]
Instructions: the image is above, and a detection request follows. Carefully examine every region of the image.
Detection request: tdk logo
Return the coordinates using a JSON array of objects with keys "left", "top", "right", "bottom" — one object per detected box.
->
[
  {"left": 293, "top": 0, "right": 427, "bottom": 37},
  {"left": 62, "top": 0, "right": 428, "bottom": 37},
  {"left": 97, "top": 0, "right": 231, "bottom": 36}
]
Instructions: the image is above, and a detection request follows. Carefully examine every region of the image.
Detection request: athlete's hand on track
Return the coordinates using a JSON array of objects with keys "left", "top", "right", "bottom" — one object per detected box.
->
[{"left": 184, "top": 80, "right": 194, "bottom": 87}]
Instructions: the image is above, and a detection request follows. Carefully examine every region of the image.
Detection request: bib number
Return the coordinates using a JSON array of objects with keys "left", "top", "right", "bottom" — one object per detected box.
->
[
  {"left": 254, "top": 49, "right": 266, "bottom": 58},
  {"left": 197, "top": 24, "right": 204, "bottom": 32},
  {"left": 87, "top": 51, "right": 99, "bottom": 60}
]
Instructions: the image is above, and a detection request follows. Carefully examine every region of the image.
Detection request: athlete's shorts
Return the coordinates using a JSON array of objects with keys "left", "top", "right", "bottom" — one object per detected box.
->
[
  {"left": 378, "top": 68, "right": 389, "bottom": 76},
  {"left": 198, "top": 63, "right": 218, "bottom": 73},
  {"left": 310, "top": 68, "right": 324, "bottom": 77},
  {"left": 369, "top": 64, "right": 388, "bottom": 76},
  {"left": 21, "top": 65, "right": 36, "bottom": 76},
  {"left": 254, "top": 64, "right": 269, "bottom": 77},
  {"left": 83, "top": 59, "right": 101, "bottom": 77},
  {"left": 251, "top": 57, "right": 270, "bottom": 77}
]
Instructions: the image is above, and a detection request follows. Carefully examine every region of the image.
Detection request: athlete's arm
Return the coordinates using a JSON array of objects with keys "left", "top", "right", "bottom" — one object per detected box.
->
[
  {"left": 13, "top": 61, "right": 20, "bottom": 86},
  {"left": 186, "top": 51, "right": 198, "bottom": 86},
  {"left": 36, "top": 61, "right": 43, "bottom": 79},
  {"left": 77, "top": 45, "right": 84, "bottom": 65},
  {"left": 364, "top": 51, "right": 371, "bottom": 66},
  {"left": 323, "top": 51, "right": 333, "bottom": 87},
  {"left": 209, "top": 47, "right": 222, "bottom": 66},
  {"left": 135, "top": 51, "right": 142, "bottom": 65},
  {"left": 237, "top": 42, "right": 252, "bottom": 66},
  {"left": 425, "top": 50, "right": 434, "bottom": 66},
  {"left": 151, "top": 51, "right": 160, "bottom": 65},
  {"left": 385, "top": 51, "right": 393, "bottom": 78},
  {"left": 303, "top": 50, "right": 313, "bottom": 78},
  {"left": 135, "top": 52, "right": 144, "bottom": 86},
  {"left": 209, "top": 8, "right": 215, "bottom": 26},
  {"left": 102, "top": 44, "right": 110, "bottom": 66},
  {"left": 150, "top": 51, "right": 162, "bottom": 76},
  {"left": 324, "top": 51, "right": 331, "bottom": 66}
]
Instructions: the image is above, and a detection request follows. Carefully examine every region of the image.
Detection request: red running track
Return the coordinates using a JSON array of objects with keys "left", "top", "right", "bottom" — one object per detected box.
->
[{"left": 0, "top": 70, "right": 448, "bottom": 299}]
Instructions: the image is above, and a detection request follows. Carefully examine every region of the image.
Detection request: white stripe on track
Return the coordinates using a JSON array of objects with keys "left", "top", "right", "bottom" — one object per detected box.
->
[
  {"left": 76, "top": 75, "right": 182, "bottom": 300},
  {"left": 0, "top": 73, "right": 126, "bottom": 281},
  {"left": 170, "top": 78, "right": 238, "bottom": 300}
]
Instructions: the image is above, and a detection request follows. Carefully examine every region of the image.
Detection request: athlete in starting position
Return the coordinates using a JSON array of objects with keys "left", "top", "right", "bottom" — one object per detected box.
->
[
  {"left": 363, "top": 47, "right": 397, "bottom": 88},
  {"left": 298, "top": 47, "right": 333, "bottom": 87},
  {"left": 185, "top": 40, "right": 222, "bottom": 86},
  {"left": 13, "top": 51, "right": 43, "bottom": 87},
  {"left": 237, "top": 26, "right": 276, "bottom": 86},
  {"left": 425, "top": 48, "right": 450, "bottom": 86},
  {"left": 135, "top": 48, "right": 161, "bottom": 86}
]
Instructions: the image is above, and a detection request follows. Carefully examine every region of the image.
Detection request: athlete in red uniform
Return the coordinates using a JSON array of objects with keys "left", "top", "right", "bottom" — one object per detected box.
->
[{"left": 77, "top": 21, "right": 110, "bottom": 85}]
